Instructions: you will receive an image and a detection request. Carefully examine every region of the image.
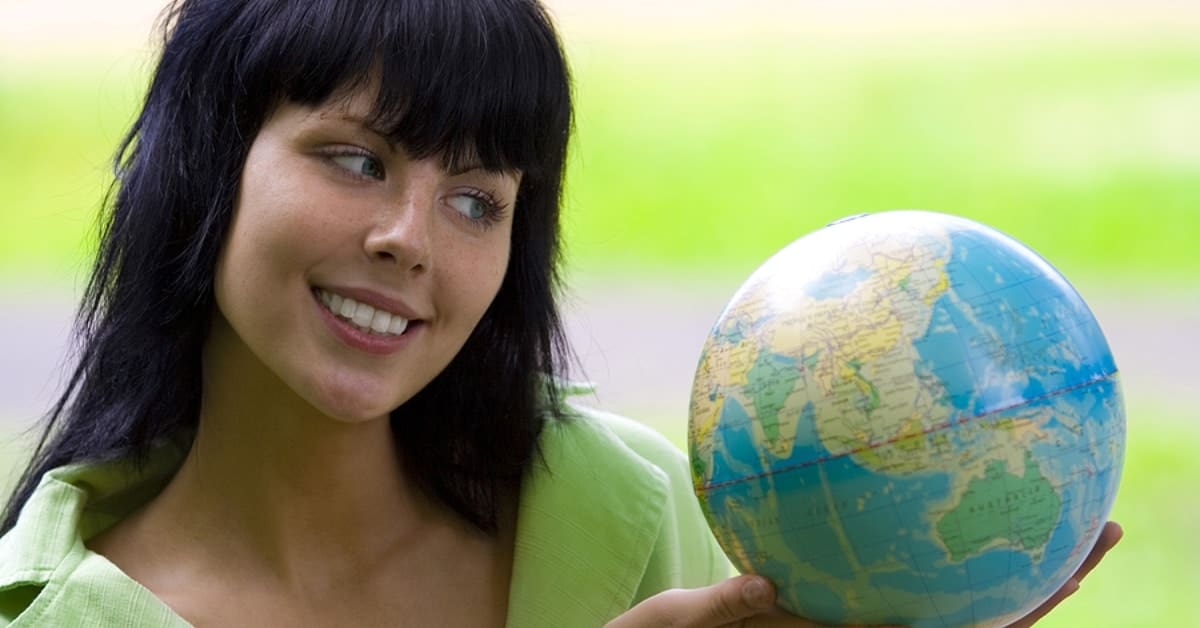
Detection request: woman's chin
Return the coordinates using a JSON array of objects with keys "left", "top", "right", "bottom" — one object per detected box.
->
[
  {"left": 316, "top": 397, "right": 401, "bottom": 425},
  {"left": 304, "top": 380, "right": 411, "bottom": 425},
  {"left": 295, "top": 372, "right": 417, "bottom": 425},
  {"left": 324, "top": 407, "right": 394, "bottom": 425}
]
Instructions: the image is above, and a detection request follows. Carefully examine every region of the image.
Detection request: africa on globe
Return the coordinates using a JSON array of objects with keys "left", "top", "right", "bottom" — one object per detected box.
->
[{"left": 688, "top": 210, "right": 1124, "bottom": 627}]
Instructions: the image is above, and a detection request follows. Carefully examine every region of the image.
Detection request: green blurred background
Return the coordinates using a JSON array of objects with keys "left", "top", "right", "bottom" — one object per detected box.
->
[{"left": 2, "top": 0, "right": 1198, "bottom": 624}]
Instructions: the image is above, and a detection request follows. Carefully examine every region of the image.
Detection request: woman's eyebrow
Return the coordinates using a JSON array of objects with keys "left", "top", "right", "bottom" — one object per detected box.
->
[
  {"left": 448, "top": 159, "right": 523, "bottom": 178},
  {"left": 326, "top": 112, "right": 395, "bottom": 147},
  {"left": 448, "top": 163, "right": 486, "bottom": 176}
]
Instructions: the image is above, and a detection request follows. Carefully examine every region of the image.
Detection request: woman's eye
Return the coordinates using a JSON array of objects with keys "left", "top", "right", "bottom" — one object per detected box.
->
[
  {"left": 447, "top": 194, "right": 490, "bottom": 220},
  {"left": 330, "top": 153, "right": 385, "bottom": 180}
]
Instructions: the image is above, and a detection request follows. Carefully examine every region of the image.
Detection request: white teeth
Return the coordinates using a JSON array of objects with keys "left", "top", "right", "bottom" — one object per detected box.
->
[
  {"left": 370, "top": 310, "right": 392, "bottom": 334},
  {"left": 351, "top": 302, "right": 375, "bottom": 327},
  {"left": 316, "top": 288, "right": 411, "bottom": 336}
]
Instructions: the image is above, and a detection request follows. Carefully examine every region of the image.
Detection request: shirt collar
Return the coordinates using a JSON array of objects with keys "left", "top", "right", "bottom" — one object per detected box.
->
[{"left": 0, "top": 440, "right": 187, "bottom": 590}]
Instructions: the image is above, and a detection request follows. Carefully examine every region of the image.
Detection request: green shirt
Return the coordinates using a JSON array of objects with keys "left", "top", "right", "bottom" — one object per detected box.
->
[{"left": 0, "top": 403, "right": 732, "bottom": 626}]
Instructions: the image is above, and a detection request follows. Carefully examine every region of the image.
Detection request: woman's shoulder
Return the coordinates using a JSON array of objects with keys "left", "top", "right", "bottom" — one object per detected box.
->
[
  {"left": 546, "top": 401, "right": 732, "bottom": 573},
  {"left": 554, "top": 402, "right": 688, "bottom": 471},
  {"left": 509, "top": 400, "right": 732, "bottom": 625}
]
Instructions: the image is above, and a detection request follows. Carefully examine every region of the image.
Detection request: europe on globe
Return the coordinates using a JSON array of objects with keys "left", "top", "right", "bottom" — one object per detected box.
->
[{"left": 688, "top": 211, "right": 1124, "bottom": 627}]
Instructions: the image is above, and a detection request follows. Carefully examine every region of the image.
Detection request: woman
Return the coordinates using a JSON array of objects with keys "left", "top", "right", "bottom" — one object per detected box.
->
[{"left": 0, "top": 1, "right": 1119, "bottom": 626}]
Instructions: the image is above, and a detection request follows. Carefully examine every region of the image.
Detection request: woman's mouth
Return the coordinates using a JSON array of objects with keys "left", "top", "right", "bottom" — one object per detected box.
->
[{"left": 313, "top": 288, "right": 412, "bottom": 336}]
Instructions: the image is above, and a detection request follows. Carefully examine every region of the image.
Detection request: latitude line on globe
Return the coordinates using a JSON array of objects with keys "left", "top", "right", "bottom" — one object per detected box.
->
[{"left": 697, "top": 369, "right": 1118, "bottom": 492}]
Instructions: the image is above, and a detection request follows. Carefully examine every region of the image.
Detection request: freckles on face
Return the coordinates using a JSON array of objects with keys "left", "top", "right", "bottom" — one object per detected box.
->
[{"left": 207, "top": 98, "right": 519, "bottom": 423}]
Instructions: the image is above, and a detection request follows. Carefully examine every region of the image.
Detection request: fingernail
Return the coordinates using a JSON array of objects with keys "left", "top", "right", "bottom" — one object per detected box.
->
[{"left": 742, "top": 578, "right": 770, "bottom": 608}]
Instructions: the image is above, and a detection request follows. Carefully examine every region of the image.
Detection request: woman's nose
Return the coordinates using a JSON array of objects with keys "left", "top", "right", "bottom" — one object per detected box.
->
[{"left": 362, "top": 186, "right": 436, "bottom": 274}]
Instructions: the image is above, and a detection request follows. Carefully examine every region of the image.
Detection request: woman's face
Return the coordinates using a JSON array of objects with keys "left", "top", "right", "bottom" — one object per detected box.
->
[{"left": 210, "top": 88, "right": 519, "bottom": 422}]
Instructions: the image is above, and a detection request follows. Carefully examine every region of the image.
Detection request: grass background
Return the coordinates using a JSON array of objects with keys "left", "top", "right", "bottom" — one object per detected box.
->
[
  {"left": 2, "top": 2, "right": 1198, "bottom": 625},
  {"left": 564, "top": 39, "right": 1200, "bottom": 286}
]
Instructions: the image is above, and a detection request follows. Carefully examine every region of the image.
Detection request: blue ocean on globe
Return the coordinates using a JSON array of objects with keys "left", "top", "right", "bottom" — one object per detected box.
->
[{"left": 689, "top": 211, "right": 1124, "bottom": 627}]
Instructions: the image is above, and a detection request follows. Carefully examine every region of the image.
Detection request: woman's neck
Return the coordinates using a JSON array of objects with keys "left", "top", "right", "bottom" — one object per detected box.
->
[
  {"left": 169, "top": 398, "right": 430, "bottom": 586},
  {"left": 124, "top": 317, "right": 457, "bottom": 592}
]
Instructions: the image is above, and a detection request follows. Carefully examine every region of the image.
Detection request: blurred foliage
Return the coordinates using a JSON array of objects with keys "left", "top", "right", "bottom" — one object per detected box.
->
[
  {"left": 563, "top": 38, "right": 1200, "bottom": 285},
  {"left": 0, "top": 63, "right": 145, "bottom": 281}
]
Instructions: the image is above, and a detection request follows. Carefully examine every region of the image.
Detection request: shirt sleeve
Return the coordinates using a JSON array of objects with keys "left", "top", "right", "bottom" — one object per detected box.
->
[
  {"left": 578, "top": 407, "right": 735, "bottom": 603},
  {"left": 634, "top": 427, "right": 735, "bottom": 603}
]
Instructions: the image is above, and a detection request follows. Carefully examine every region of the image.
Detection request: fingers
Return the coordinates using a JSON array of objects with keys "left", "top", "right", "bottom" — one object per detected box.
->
[
  {"left": 605, "top": 575, "right": 775, "bottom": 628},
  {"left": 694, "top": 575, "right": 777, "bottom": 625},
  {"left": 1072, "top": 521, "right": 1123, "bottom": 584},
  {"left": 606, "top": 575, "right": 836, "bottom": 628},
  {"left": 1007, "top": 578, "right": 1080, "bottom": 628},
  {"left": 1006, "top": 520, "right": 1124, "bottom": 628}
]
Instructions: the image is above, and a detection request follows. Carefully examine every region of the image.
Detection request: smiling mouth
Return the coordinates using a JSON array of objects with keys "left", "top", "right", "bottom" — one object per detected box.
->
[{"left": 313, "top": 288, "right": 416, "bottom": 337}]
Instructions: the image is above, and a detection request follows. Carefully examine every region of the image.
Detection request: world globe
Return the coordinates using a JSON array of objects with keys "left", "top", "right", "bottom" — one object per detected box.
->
[{"left": 688, "top": 210, "right": 1124, "bottom": 627}]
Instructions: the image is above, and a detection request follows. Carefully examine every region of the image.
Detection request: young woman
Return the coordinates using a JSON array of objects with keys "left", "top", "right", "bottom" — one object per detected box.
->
[{"left": 0, "top": 1, "right": 1119, "bottom": 626}]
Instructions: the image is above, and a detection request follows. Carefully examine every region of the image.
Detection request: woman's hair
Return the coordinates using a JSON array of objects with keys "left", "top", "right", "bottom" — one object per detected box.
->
[{"left": 2, "top": 0, "right": 574, "bottom": 534}]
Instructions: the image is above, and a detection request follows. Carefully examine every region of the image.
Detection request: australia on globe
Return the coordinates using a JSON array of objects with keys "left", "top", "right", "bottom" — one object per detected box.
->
[{"left": 688, "top": 210, "right": 1124, "bottom": 627}]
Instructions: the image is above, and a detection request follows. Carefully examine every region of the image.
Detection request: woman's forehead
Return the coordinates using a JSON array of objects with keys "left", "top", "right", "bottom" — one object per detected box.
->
[
  {"left": 312, "top": 86, "right": 379, "bottom": 129},
  {"left": 311, "top": 77, "right": 382, "bottom": 120}
]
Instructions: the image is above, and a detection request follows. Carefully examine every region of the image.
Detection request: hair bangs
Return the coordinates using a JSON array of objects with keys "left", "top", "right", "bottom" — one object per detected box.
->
[{"left": 237, "top": 0, "right": 569, "bottom": 177}]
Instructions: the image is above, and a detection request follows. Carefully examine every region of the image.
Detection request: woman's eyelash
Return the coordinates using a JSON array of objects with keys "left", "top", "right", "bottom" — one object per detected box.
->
[
  {"left": 456, "top": 188, "right": 510, "bottom": 228},
  {"left": 323, "top": 147, "right": 385, "bottom": 180},
  {"left": 467, "top": 189, "right": 507, "bottom": 212}
]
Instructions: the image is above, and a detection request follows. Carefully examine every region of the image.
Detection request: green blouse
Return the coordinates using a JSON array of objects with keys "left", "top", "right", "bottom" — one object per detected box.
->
[{"left": 0, "top": 402, "right": 732, "bottom": 626}]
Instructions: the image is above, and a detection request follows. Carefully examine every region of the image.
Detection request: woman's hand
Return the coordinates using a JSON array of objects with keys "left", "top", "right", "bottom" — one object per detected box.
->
[
  {"left": 607, "top": 521, "right": 1123, "bottom": 628},
  {"left": 605, "top": 575, "right": 895, "bottom": 628},
  {"left": 604, "top": 573, "right": 812, "bottom": 627},
  {"left": 1006, "top": 520, "right": 1124, "bottom": 628}
]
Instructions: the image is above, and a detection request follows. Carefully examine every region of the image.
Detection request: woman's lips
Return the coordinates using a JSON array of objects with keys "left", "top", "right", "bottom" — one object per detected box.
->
[{"left": 312, "top": 289, "right": 421, "bottom": 355}]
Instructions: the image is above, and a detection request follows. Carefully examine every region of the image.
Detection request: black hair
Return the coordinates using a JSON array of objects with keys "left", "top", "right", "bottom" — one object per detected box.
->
[{"left": 2, "top": 0, "right": 574, "bottom": 534}]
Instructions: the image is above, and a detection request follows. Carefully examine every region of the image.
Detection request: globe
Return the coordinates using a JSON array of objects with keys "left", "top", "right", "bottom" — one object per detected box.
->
[{"left": 688, "top": 210, "right": 1124, "bottom": 627}]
